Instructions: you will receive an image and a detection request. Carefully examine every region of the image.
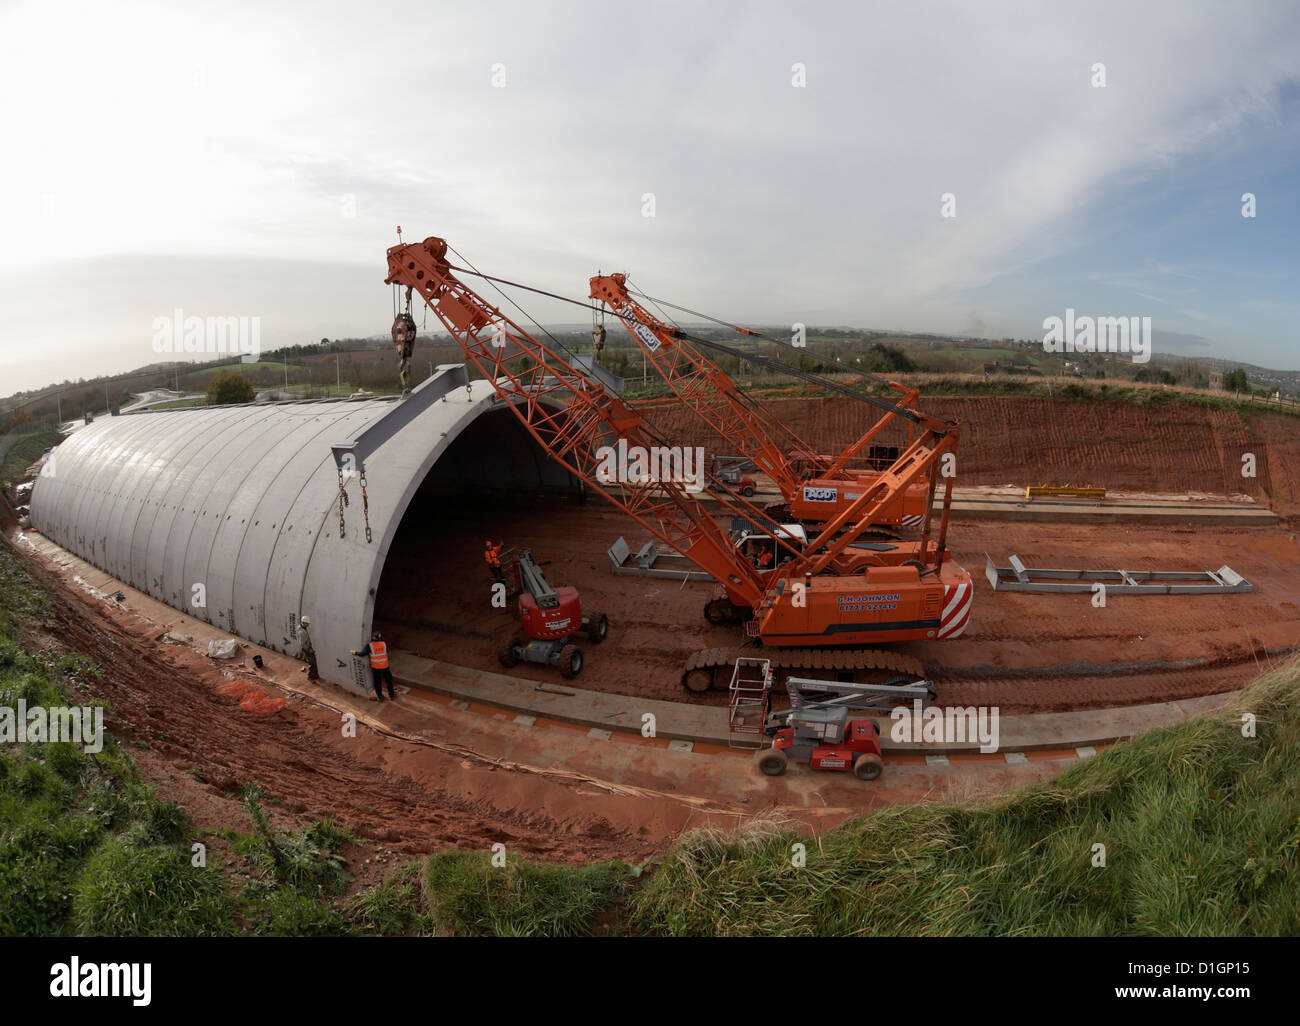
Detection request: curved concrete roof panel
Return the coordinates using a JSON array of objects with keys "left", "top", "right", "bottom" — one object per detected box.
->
[{"left": 29, "top": 366, "right": 567, "bottom": 691}]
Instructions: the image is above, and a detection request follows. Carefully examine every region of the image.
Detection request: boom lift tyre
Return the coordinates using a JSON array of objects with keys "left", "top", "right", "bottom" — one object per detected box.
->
[{"left": 755, "top": 748, "right": 789, "bottom": 776}]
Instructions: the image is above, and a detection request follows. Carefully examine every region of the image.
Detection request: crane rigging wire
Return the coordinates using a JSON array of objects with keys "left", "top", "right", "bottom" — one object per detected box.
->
[
  {"left": 623, "top": 285, "right": 904, "bottom": 389},
  {"left": 445, "top": 244, "right": 581, "bottom": 362},
  {"left": 441, "top": 248, "right": 727, "bottom": 465},
  {"left": 623, "top": 274, "right": 840, "bottom": 453},
  {"left": 439, "top": 261, "right": 923, "bottom": 424}
]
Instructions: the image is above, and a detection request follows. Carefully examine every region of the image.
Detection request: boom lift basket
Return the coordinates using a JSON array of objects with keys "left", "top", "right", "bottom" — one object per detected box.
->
[{"left": 728, "top": 657, "right": 773, "bottom": 749}]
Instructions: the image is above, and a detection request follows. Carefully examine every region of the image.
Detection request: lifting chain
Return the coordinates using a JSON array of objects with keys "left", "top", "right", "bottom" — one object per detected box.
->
[
  {"left": 336, "top": 464, "right": 350, "bottom": 538},
  {"left": 359, "top": 467, "right": 372, "bottom": 544}
]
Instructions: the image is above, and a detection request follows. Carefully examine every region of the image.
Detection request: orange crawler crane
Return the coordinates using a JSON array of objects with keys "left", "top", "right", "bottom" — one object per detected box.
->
[
  {"left": 385, "top": 236, "right": 973, "bottom": 692},
  {"left": 589, "top": 273, "right": 931, "bottom": 530}
]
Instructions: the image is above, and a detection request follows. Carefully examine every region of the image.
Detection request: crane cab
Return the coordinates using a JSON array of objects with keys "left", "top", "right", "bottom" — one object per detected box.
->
[{"left": 734, "top": 523, "right": 807, "bottom": 569}]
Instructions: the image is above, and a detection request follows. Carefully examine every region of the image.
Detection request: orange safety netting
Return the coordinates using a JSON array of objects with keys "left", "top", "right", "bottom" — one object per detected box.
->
[
  {"left": 214, "top": 679, "right": 258, "bottom": 699},
  {"left": 214, "top": 678, "right": 288, "bottom": 714},
  {"left": 240, "top": 694, "right": 288, "bottom": 714}
]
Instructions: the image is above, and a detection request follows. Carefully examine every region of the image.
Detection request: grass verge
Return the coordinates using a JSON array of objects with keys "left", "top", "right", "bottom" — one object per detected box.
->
[
  {"left": 0, "top": 541, "right": 236, "bottom": 935},
  {"left": 630, "top": 659, "right": 1300, "bottom": 936},
  {"left": 4, "top": 530, "right": 1297, "bottom": 936},
  {"left": 1, "top": 429, "right": 61, "bottom": 487}
]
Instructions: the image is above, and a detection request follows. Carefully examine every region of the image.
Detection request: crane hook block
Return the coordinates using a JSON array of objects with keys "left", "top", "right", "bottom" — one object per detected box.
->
[{"left": 392, "top": 312, "right": 417, "bottom": 357}]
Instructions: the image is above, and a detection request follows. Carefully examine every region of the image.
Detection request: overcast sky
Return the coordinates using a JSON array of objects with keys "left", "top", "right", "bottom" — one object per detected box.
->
[{"left": 1, "top": 0, "right": 1298, "bottom": 395}]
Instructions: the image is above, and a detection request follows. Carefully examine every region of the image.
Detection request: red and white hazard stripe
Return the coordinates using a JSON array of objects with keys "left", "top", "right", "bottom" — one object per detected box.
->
[
  {"left": 900, "top": 514, "right": 926, "bottom": 528},
  {"left": 938, "top": 579, "right": 972, "bottom": 638}
]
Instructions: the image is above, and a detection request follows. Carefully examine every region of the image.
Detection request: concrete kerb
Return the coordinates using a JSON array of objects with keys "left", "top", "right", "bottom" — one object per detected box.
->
[{"left": 388, "top": 652, "right": 1237, "bottom": 755}]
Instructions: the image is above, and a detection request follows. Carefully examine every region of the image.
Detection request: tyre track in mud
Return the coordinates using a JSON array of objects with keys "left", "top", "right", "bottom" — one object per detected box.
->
[{"left": 14, "top": 536, "right": 673, "bottom": 862}]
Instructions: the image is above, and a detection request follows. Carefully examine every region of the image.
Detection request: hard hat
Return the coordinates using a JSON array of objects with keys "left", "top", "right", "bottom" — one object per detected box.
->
[{"left": 300, "top": 615, "right": 310, "bottom": 626}]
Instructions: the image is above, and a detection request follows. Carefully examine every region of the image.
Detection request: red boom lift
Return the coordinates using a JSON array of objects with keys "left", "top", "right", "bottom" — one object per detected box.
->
[{"left": 497, "top": 551, "right": 608, "bottom": 678}]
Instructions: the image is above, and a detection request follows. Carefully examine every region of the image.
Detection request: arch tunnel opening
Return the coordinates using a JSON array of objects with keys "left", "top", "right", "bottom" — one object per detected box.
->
[
  {"left": 369, "top": 402, "right": 729, "bottom": 705},
  {"left": 372, "top": 404, "right": 589, "bottom": 663}
]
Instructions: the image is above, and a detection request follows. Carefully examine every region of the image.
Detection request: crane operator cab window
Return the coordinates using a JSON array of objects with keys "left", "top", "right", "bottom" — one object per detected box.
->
[
  {"left": 739, "top": 534, "right": 774, "bottom": 569},
  {"left": 735, "top": 524, "right": 806, "bottom": 570}
]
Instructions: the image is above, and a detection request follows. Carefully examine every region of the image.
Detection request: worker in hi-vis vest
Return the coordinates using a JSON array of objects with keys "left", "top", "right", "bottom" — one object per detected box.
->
[
  {"left": 351, "top": 631, "right": 395, "bottom": 701},
  {"left": 484, "top": 540, "right": 505, "bottom": 584}
]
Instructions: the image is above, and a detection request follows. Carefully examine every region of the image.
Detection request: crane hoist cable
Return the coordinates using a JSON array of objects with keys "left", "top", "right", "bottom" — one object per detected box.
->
[
  {"left": 443, "top": 250, "right": 733, "bottom": 473},
  {"left": 594, "top": 270, "right": 922, "bottom": 426},
  {"left": 624, "top": 285, "right": 901, "bottom": 390},
  {"left": 623, "top": 274, "right": 819, "bottom": 454},
  {"left": 674, "top": 328, "right": 922, "bottom": 424},
  {"left": 620, "top": 288, "right": 930, "bottom": 425},
  {"left": 442, "top": 263, "right": 925, "bottom": 425},
  {"left": 446, "top": 243, "right": 582, "bottom": 364}
]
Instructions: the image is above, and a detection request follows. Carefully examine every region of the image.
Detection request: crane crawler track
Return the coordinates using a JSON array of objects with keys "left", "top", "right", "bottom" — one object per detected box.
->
[{"left": 682, "top": 647, "right": 924, "bottom": 691}]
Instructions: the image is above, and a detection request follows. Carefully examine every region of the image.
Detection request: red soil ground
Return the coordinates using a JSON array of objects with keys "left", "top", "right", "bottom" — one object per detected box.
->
[
  {"left": 376, "top": 498, "right": 1300, "bottom": 715},
  {"left": 10, "top": 532, "right": 726, "bottom": 864},
  {"left": 17, "top": 530, "right": 1077, "bottom": 869},
  {"left": 641, "top": 396, "right": 1300, "bottom": 512},
  {"left": 11, "top": 393, "right": 1298, "bottom": 868}
]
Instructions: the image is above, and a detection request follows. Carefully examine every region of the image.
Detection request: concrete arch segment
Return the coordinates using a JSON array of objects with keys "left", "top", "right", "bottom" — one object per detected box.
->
[{"left": 30, "top": 366, "right": 570, "bottom": 692}]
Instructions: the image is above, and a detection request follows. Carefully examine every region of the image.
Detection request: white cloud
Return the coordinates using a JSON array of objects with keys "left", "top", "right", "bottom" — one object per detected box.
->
[{"left": 1, "top": 0, "right": 1298, "bottom": 391}]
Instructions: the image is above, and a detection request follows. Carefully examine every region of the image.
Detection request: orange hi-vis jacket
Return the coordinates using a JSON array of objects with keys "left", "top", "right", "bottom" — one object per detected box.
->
[
  {"left": 484, "top": 543, "right": 502, "bottom": 568},
  {"left": 367, "top": 640, "right": 389, "bottom": 669}
]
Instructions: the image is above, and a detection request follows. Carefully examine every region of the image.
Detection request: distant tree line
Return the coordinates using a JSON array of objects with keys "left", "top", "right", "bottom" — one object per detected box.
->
[{"left": 1224, "top": 368, "right": 1249, "bottom": 392}]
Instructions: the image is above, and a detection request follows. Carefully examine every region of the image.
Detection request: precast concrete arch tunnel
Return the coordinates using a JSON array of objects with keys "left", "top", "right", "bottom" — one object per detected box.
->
[{"left": 28, "top": 366, "right": 577, "bottom": 692}]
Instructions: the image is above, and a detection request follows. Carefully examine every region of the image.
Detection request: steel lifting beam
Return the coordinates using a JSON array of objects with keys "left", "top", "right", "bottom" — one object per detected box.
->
[
  {"left": 984, "top": 553, "right": 1253, "bottom": 594},
  {"left": 1025, "top": 485, "right": 1106, "bottom": 501},
  {"left": 330, "top": 363, "right": 470, "bottom": 471},
  {"left": 606, "top": 536, "right": 713, "bottom": 581}
]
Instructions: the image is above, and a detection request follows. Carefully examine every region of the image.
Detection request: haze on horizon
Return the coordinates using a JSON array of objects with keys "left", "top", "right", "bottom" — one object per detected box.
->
[{"left": 2, "top": 0, "right": 1298, "bottom": 396}]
